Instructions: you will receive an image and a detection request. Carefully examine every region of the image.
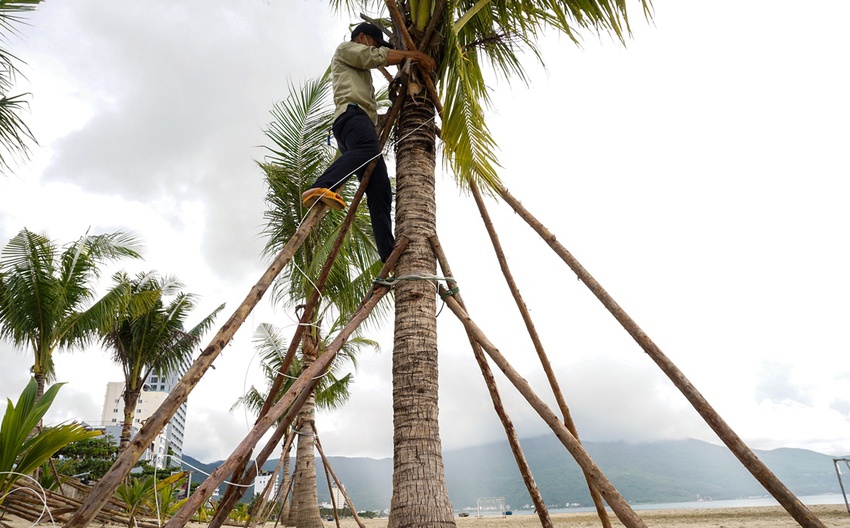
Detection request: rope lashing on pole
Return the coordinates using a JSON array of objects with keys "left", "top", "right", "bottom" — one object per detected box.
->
[{"left": 371, "top": 273, "right": 455, "bottom": 289}]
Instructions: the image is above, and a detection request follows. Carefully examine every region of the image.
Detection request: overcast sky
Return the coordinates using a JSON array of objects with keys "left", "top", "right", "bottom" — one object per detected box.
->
[{"left": 1, "top": 0, "right": 848, "bottom": 466}]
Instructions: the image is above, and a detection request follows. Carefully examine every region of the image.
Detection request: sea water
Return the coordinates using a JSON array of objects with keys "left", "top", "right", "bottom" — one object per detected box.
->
[{"left": 505, "top": 493, "right": 849, "bottom": 516}]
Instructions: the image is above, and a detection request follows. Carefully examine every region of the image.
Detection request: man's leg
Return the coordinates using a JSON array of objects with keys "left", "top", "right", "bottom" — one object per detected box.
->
[
  {"left": 310, "top": 106, "right": 395, "bottom": 261},
  {"left": 364, "top": 157, "right": 395, "bottom": 262},
  {"left": 311, "top": 107, "right": 378, "bottom": 191}
]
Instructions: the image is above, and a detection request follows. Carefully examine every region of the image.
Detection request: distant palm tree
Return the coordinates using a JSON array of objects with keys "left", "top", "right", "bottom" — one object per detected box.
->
[
  {"left": 232, "top": 323, "right": 367, "bottom": 523},
  {"left": 258, "top": 72, "right": 385, "bottom": 527},
  {"left": 100, "top": 271, "right": 222, "bottom": 454},
  {"left": 0, "top": 0, "right": 44, "bottom": 172},
  {"left": 0, "top": 228, "right": 142, "bottom": 398}
]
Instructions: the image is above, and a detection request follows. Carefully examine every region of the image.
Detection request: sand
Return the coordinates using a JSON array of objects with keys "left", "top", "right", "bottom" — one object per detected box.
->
[
  {"left": 3, "top": 504, "right": 848, "bottom": 528},
  {"left": 313, "top": 504, "right": 850, "bottom": 527}
]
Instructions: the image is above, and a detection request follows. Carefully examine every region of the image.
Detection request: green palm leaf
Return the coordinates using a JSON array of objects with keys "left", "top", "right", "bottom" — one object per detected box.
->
[
  {"left": 0, "top": 0, "right": 45, "bottom": 172},
  {"left": 0, "top": 378, "right": 100, "bottom": 505},
  {"left": 0, "top": 229, "right": 142, "bottom": 390},
  {"left": 329, "top": 0, "right": 650, "bottom": 193}
]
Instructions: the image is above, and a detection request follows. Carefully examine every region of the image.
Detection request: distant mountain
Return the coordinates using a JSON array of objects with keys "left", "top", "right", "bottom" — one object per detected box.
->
[{"left": 183, "top": 437, "right": 843, "bottom": 512}]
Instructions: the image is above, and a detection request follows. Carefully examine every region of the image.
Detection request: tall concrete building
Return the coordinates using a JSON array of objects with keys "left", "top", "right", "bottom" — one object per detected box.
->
[{"left": 100, "top": 370, "right": 189, "bottom": 469}]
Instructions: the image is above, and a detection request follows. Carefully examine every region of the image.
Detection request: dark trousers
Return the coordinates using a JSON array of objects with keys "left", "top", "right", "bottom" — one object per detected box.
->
[{"left": 311, "top": 103, "right": 394, "bottom": 261}]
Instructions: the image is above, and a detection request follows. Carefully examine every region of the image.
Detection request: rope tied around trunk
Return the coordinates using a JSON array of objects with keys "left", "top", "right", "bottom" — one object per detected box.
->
[{"left": 372, "top": 273, "right": 455, "bottom": 290}]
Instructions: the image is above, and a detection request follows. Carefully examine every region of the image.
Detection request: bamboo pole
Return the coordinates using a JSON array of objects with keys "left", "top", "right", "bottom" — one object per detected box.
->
[
  {"left": 161, "top": 240, "right": 406, "bottom": 528},
  {"left": 428, "top": 234, "right": 553, "bottom": 528},
  {"left": 498, "top": 186, "right": 827, "bottom": 528},
  {"left": 438, "top": 286, "right": 647, "bottom": 528},
  {"left": 315, "top": 437, "right": 366, "bottom": 528},
  {"left": 469, "top": 181, "right": 612, "bottom": 527},
  {"left": 63, "top": 206, "right": 327, "bottom": 528},
  {"left": 272, "top": 469, "right": 294, "bottom": 528},
  {"left": 318, "top": 437, "right": 342, "bottom": 528},
  {"left": 385, "top": 0, "right": 444, "bottom": 116},
  {"left": 245, "top": 447, "right": 285, "bottom": 527},
  {"left": 254, "top": 439, "right": 293, "bottom": 527},
  {"left": 209, "top": 240, "right": 404, "bottom": 528}
]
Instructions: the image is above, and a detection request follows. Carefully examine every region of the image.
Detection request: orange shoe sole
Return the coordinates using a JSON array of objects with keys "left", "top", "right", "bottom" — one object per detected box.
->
[{"left": 301, "top": 188, "right": 346, "bottom": 211}]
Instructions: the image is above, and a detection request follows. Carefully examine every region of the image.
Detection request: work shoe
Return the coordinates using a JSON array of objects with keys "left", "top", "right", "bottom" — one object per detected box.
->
[{"left": 301, "top": 188, "right": 346, "bottom": 211}]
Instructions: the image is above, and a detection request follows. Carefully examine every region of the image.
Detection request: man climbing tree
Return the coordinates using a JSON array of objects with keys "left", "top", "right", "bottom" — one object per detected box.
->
[{"left": 301, "top": 22, "right": 434, "bottom": 262}]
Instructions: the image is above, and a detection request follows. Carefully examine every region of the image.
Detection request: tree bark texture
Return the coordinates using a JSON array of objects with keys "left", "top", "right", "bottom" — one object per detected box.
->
[
  {"left": 62, "top": 207, "right": 326, "bottom": 528},
  {"left": 279, "top": 433, "right": 294, "bottom": 523},
  {"left": 119, "top": 385, "right": 141, "bottom": 455},
  {"left": 498, "top": 187, "right": 827, "bottom": 528},
  {"left": 388, "top": 96, "right": 455, "bottom": 528},
  {"left": 287, "top": 333, "right": 322, "bottom": 528}
]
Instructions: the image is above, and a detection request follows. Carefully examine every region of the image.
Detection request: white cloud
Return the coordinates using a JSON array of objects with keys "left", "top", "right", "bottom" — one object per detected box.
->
[{"left": 2, "top": 0, "right": 849, "bottom": 466}]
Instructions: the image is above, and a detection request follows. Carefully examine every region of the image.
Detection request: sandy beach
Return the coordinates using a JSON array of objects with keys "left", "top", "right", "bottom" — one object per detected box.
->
[
  {"left": 3, "top": 504, "right": 848, "bottom": 528},
  {"left": 308, "top": 504, "right": 850, "bottom": 527}
]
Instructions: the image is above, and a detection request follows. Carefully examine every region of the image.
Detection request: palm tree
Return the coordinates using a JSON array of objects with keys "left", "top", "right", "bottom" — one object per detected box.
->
[
  {"left": 255, "top": 72, "right": 384, "bottom": 527},
  {"left": 0, "top": 0, "right": 44, "bottom": 173},
  {"left": 233, "top": 323, "right": 366, "bottom": 526},
  {"left": 0, "top": 228, "right": 142, "bottom": 398},
  {"left": 323, "top": 2, "right": 649, "bottom": 525},
  {"left": 100, "top": 271, "right": 222, "bottom": 454}
]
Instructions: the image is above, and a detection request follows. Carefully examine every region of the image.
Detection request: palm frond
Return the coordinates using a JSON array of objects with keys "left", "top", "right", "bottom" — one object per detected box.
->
[
  {"left": 0, "top": 0, "right": 46, "bottom": 173},
  {"left": 0, "top": 378, "right": 99, "bottom": 504}
]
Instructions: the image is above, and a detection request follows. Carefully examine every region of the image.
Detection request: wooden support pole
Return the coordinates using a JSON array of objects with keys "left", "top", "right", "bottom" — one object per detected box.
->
[
  {"left": 245, "top": 445, "right": 286, "bottom": 528},
  {"left": 210, "top": 88, "right": 409, "bottom": 528},
  {"left": 438, "top": 286, "right": 647, "bottom": 528},
  {"left": 63, "top": 206, "right": 327, "bottom": 528},
  {"left": 498, "top": 186, "right": 827, "bottom": 528},
  {"left": 210, "top": 242, "right": 405, "bottom": 528},
  {"left": 469, "top": 181, "right": 612, "bottom": 528},
  {"left": 385, "top": 0, "right": 444, "bottom": 116},
  {"left": 318, "top": 437, "right": 342, "bottom": 528},
  {"left": 315, "top": 437, "right": 366, "bottom": 528},
  {"left": 428, "top": 234, "right": 553, "bottom": 528},
  {"left": 161, "top": 239, "right": 406, "bottom": 528},
  {"left": 272, "top": 470, "right": 294, "bottom": 528}
]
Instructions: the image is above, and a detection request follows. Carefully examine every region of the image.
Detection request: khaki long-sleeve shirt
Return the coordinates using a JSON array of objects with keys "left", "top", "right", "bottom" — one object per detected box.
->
[{"left": 331, "top": 41, "right": 390, "bottom": 125}]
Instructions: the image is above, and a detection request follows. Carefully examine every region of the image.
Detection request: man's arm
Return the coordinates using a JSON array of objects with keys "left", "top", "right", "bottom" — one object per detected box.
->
[{"left": 387, "top": 49, "right": 436, "bottom": 72}]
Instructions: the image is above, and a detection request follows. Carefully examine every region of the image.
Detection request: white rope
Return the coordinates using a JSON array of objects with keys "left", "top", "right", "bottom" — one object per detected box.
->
[{"left": 0, "top": 472, "right": 56, "bottom": 528}]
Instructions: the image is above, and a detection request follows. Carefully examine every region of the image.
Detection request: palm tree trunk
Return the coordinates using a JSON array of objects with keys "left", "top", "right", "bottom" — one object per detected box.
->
[
  {"left": 119, "top": 385, "right": 141, "bottom": 455},
  {"left": 279, "top": 432, "right": 294, "bottom": 523},
  {"left": 388, "top": 94, "right": 455, "bottom": 527},
  {"left": 498, "top": 187, "right": 827, "bottom": 528},
  {"left": 33, "top": 371, "right": 46, "bottom": 401},
  {"left": 287, "top": 333, "right": 322, "bottom": 528}
]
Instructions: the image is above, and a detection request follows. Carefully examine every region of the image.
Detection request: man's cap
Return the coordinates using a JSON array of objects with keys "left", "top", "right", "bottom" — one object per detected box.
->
[{"left": 351, "top": 22, "right": 392, "bottom": 48}]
